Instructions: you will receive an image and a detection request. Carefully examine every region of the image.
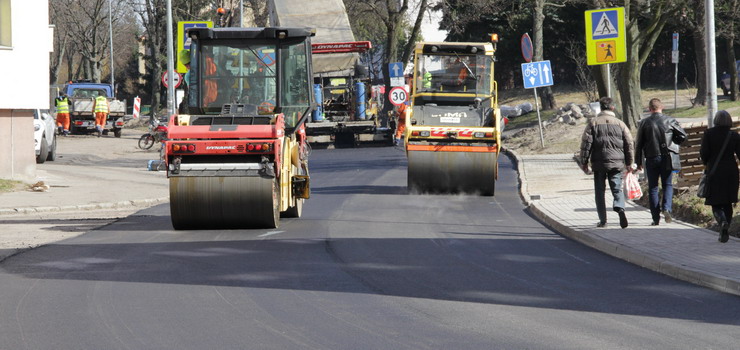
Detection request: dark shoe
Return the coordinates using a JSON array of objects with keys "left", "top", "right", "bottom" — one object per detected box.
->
[
  {"left": 663, "top": 210, "right": 672, "bottom": 224},
  {"left": 97, "top": 130, "right": 102, "bottom": 138},
  {"left": 617, "top": 209, "right": 628, "bottom": 228},
  {"left": 651, "top": 221, "right": 659, "bottom": 226},
  {"left": 596, "top": 221, "right": 607, "bottom": 228},
  {"left": 719, "top": 222, "right": 730, "bottom": 243}
]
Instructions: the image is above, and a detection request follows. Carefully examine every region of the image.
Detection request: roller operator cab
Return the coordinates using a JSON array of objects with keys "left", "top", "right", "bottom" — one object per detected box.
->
[
  {"left": 165, "top": 27, "right": 316, "bottom": 229},
  {"left": 405, "top": 41, "right": 502, "bottom": 195}
]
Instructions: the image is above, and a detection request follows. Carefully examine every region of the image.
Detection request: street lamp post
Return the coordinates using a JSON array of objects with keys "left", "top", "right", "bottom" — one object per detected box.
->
[
  {"left": 108, "top": 0, "right": 114, "bottom": 97},
  {"left": 166, "top": 0, "right": 175, "bottom": 116},
  {"left": 706, "top": 0, "right": 718, "bottom": 127}
]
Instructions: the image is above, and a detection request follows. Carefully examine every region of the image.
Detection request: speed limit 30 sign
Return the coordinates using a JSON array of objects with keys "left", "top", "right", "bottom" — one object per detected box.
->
[{"left": 388, "top": 86, "right": 408, "bottom": 106}]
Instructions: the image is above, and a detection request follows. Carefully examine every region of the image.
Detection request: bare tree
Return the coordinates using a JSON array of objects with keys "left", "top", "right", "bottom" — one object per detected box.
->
[
  {"left": 532, "top": 0, "right": 568, "bottom": 110},
  {"left": 133, "top": 0, "right": 168, "bottom": 118},
  {"left": 717, "top": 0, "right": 740, "bottom": 100},
  {"left": 589, "top": 0, "right": 685, "bottom": 128}
]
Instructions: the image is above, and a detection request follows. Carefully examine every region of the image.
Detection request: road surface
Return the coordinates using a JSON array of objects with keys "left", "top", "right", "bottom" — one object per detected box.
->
[{"left": 0, "top": 147, "right": 738, "bottom": 349}]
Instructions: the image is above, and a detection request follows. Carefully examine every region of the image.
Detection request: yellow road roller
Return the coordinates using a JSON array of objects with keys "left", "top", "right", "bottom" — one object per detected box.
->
[
  {"left": 404, "top": 38, "right": 503, "bottom": 195},
  {"left": 165, "top": 27, "right": 315, "bottom": 229}
]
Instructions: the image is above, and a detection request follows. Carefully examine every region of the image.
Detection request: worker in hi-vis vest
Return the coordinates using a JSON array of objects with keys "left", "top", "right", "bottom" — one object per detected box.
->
[
  {"left": 54, "top": 93, "right": 71, "bottom": 136},
  {"left": 91, "top": 92, "right": 109, "bottom": 137}
]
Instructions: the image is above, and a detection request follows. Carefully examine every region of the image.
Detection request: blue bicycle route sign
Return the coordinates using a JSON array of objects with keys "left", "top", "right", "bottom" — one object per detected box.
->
[{"left": 521, "top": 60, "right": 554, "bottom": 89}]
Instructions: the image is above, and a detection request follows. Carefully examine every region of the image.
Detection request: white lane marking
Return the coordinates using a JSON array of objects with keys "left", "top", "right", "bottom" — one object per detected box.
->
[{"left": 258, "top": 230, "right": 284, "bottom": 238}]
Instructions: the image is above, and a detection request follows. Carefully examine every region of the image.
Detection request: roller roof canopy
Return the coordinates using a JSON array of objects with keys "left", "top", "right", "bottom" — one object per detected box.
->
[
  {"left": 270, "top": 0, "right": 358, "bottom": 76},
  {"left": 186, "top": 27, "right": 315, "bottom": 40}
]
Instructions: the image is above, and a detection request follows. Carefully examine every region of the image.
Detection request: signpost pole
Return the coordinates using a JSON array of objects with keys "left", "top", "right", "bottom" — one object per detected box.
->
[
  {"left": 673, "top": 33, "right": 679, "bottom": 109},
  {"left": 606, "top": 64, "right": 611, "bottom": 97},
  {"left": 534, "top": 87, "right": 545, "bottom": 148}
]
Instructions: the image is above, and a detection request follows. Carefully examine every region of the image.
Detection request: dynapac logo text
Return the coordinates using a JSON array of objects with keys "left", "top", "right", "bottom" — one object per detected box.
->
[{"left": 206, "top": 146, "right": 236, "bottom": 150}]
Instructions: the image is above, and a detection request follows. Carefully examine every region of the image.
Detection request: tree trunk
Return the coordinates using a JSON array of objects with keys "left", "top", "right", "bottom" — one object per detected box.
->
[
  {"left": 728, "top": 34, "right": 738, "bottom": 101},
  {"left": 617, "top": 64, "right": 642, "bottom": 129},
  {"left": 532, "top": 0, "right": 556, "bottom": 110},
  {"left": 50, "top": 37, "right": 66, "bottom": 85},
  {"left": 400, "top": 0, "right": 428, "bottom": 66},
  {"left": 692, "top": 1, "right": 707, "bottom": 106},
  {"left": 591, "top": 64, "right": 610, "bottom": 99}
]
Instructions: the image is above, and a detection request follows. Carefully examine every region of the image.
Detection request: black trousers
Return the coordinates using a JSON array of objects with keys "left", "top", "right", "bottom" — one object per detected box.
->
[{"left": 711, "top": 204, "right": 734, "bottom": 225}]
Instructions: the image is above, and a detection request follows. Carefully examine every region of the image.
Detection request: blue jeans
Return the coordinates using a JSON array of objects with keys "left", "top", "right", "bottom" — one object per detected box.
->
[
  {"left": 645, "top": 155, "right": 674, "bottom": 222},
  {"left": 593, "top": 169, "right": 625, "bottom": 224}
]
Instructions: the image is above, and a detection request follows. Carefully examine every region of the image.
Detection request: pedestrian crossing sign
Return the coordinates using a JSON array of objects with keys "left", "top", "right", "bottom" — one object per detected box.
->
[{"left": 585, "top": 7, "right": 626, "bottom": 65}]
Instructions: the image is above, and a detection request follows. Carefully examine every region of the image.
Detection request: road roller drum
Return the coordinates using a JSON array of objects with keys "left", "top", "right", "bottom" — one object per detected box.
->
[
  {"left": 407, "top": 150, "right": 496, "bottom": 195},
  {"left": 170, "top": 176, "right": 279, "bottom": 230}
]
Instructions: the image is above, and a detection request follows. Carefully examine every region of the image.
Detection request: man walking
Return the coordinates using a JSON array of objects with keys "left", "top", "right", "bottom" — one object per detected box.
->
[
  {"left": 579, "top": 97, "right": 634, "bottom": 228},
  {"left": 91, "top": 92, "right": 109, "bottom": 137},
  {"left": 635, "top": 98, "right": 687, "bottom": 225}
]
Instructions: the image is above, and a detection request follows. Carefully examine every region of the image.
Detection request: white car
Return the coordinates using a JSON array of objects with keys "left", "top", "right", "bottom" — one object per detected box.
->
[{"left": 33, "top": 109, "right": 57, "bottom": 163}]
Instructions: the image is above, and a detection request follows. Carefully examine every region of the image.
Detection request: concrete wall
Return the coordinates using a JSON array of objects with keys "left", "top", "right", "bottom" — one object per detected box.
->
[
  {"left": 0, "top": 0, "right": 52, "bottom": 182},
  {"left": 0, "top": 110, "right": 35, "bottom": 181}
]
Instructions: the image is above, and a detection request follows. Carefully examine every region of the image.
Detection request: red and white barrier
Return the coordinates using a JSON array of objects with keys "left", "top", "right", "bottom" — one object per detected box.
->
[{"left": 132, "top": 96, "right": 141, "bottom": 119}]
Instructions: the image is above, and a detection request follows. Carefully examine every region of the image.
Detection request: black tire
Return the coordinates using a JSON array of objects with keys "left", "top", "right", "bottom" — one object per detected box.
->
[
  {"left": 282, "top": 198, "right": 303, "bottom": 218},
  {"left": 114, "top": 128, "right": 122, "bottom": 138},
  {"left": 138, "top": 133, "right": 155, "bottom": 150},
  {"left": 46, "top": 136, "right": 56, "bottom": 161},
  {"left": 36, "top": 135, "right": 49, "bottom": 164}
]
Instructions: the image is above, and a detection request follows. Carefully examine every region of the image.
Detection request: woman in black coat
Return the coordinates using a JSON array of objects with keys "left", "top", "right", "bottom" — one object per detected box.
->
[{"left": 700, "top": 110, "right": 740, "bottom": 243}]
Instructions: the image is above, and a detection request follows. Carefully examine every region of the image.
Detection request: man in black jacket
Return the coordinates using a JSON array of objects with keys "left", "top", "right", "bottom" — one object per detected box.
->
[
  {"left": 635, "top": 98, "right": 687, "bottom": 225},
  {"left": 580, "top": 97, "right": 634, "bottom": 228}
]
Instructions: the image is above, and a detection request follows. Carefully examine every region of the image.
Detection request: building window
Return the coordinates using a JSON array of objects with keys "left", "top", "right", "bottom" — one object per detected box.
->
[{"left": 0, "top": 0, "right": 11, "bottom": 47}]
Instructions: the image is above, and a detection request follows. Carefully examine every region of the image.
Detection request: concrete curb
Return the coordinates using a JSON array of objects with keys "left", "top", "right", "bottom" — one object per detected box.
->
[
  {"left": 502, "top": 149, "right": 740, "bottom": 297},
  {"left": 0, "top": 197, "right": 169, "bottom": 216}
]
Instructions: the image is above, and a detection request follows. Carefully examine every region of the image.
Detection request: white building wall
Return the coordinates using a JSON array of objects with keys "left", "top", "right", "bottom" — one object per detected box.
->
[
  {"left": 0, "top": 0, "right": 53, "bottom": 109},
  {"left": 0, "top": 0, "right": 52, "bottom": 182}
]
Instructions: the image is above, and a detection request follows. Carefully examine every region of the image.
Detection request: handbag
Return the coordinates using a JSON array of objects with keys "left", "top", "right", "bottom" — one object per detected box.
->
[{"left": 698, "top": 130, "right": 733, "bottom": 198}]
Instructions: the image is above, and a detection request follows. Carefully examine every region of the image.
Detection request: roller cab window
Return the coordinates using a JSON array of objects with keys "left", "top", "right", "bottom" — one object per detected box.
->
[
  {"left": 279, "top": 39, "right": 311, "bottom": 129},
  {"left": 196, "top": 42, "right": 278, "bottom": 115},
  {"left": 415, "top": 53, "right": 492, "bottom": 96}
]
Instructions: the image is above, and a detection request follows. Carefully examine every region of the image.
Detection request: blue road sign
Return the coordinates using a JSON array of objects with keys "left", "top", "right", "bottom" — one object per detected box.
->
[
  {"left": 182, "top": 22, "right": 210, "bottom": 49},
  {"left": 672, "top": 32, "right": 679, "bottom": 51},
  {"left": 521, "top": 60, "right": 554, "bottom": 89},
  {"left": 591, "top": 10, "right": 619, "bottom": 40},
  {"left": 389, "top": 62, "right": 404, "bottom": 78}
]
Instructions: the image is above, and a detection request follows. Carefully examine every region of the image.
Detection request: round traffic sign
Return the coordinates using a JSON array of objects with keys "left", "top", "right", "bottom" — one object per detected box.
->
[
  {"left": 521, "top": 33, "right": 533, "bottom": 63},
  {"left": 162, "top": 71, "right": 183, "bottom": 88},
  {"left": 388, "top": 86, "right": 407, "bottom": 106},
  {"left": 258, "top": 49, "right": 276, "bottom": 66}
]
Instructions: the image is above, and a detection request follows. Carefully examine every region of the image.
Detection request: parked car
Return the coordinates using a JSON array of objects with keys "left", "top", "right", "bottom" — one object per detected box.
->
[{"left": 33, "top": 109, "right": 57, "bottom": 163}]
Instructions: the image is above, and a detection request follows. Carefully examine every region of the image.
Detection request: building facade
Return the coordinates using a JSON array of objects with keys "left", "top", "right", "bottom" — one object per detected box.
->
[{"left": 0, "top": 0, "right": 53, "bottom": 181}]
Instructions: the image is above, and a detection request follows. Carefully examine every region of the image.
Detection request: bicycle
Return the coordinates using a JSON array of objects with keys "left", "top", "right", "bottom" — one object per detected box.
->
[{"left": 138, "top": 118, "right": 168, "bottom": 150}]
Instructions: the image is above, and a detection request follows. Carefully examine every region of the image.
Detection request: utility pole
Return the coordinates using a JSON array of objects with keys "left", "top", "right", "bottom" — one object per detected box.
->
[
  {"left": 166, "top": 0, "right": 175, "bottom": 116},
  {"left": 706, "top": 0, "right": 718, "bottom": 127},
  {"left": 108, "top": 0, "right": 114, "bottom": 97}
]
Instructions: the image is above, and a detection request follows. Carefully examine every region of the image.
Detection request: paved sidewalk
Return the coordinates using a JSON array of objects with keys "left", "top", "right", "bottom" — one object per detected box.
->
[
  {"left": 508, "top": 151, "right": 740, "bottom": 297},
  {"left": 0, "top": 135, "right": 169, "bottom": 216}
]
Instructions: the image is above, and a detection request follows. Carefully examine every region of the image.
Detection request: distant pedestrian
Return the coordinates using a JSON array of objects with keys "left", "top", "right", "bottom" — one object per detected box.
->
[
  {"left": 394, "top": 103, "right": 407, "bottom": 146},
  {"left": 700, "top": 110, "right": 740, "bottom": 243},
  {"left": 579, "top": 96, "right": 634, "bottom": 228},
  {"left": 54, "top": 93, "right": 71, "bottom": 136},
  {"left": 91, "top": 92, "right": 109, "bottom": 137},
  {"left": 635, "top": 98, "right": 687, "bottom": 225}
]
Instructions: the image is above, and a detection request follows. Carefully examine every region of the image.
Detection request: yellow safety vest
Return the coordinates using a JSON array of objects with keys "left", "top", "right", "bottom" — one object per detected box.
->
[
  {"left": 94, "top": 96, "right": 109, "bottom": 113},
  {"left": 423, "top": 72, "right": 432, "bottom": 88},
  {"left": 55, "top": 97, "right": 70, "bottom": 113}
]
